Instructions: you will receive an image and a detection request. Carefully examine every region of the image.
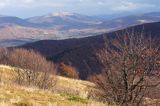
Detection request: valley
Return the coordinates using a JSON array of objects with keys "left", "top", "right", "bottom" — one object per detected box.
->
[
  {"left": 0, "top": 7, "right": 159, "bottom": 105},
  {"left": 20, "top": 21, "right": 160, "bottom": 79},
  {"left": 0, "top": 12, "right": 160, "bottom": 47}
]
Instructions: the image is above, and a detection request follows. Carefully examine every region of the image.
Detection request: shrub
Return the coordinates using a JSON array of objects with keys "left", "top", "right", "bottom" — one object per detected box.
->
[
  {"left": 0, "top": 48, "right": 57, "bottom": 89},
  {"left": 59, "top": 63, "right": 79, "bottom": 79}
]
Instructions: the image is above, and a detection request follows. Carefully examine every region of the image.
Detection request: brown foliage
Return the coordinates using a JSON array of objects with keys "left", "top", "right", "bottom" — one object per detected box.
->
[
  {"left": 92, "top": 31, "right": 160, "bottom": 105},
  {"left": 0, "top": 48, "right": 11, "bottom": 64},
  {"left": 0, "top": 48, "right": 57, "bottom": 89},
  {"left": 59, "top": 63, "right": 79, "bottom": 79}
]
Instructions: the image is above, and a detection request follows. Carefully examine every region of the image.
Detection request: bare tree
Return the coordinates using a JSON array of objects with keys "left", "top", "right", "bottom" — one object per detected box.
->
[
  {"left": 93, "top": 31, "right": 160, "bottom": 106},
  {"left": 0, "top": 48, "right": 10, "bottom": 64},
  {"left": 0, "top": 48, "right": 56, "bottom": 89}
]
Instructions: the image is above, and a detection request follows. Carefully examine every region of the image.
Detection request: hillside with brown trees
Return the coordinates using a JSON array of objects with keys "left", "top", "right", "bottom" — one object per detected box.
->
[{"left": 20, "top": 22, "right": 160, "bottom": 79}]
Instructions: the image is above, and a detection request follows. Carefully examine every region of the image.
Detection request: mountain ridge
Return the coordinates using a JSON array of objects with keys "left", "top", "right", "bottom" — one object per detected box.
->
[
  {"left": 20, "top": 21, "right": 160, "bottom": 79},
  {"left": 0, "top": 11, "right": 160, "bottom": 47}
]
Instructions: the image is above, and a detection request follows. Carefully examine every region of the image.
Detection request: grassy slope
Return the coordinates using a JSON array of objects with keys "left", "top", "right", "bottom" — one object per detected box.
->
[{"left": 0, "top": 65, "right": 106, "bottom": 106}]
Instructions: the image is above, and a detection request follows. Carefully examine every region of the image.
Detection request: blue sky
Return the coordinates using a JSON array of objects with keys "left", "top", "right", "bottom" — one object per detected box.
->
[{"left": 0, "top": 0, "right": 159, "bottom": 18}]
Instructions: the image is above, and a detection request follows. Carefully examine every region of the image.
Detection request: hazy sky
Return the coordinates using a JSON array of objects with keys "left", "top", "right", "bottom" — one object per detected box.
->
[{"left": 0, "top": 0, "right": 159, "bottom": 18}]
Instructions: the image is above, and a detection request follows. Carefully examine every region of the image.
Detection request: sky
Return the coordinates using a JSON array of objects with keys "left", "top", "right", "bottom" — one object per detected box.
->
[{"left": 0, "top": 0, "right": 159, "bottom": 18}]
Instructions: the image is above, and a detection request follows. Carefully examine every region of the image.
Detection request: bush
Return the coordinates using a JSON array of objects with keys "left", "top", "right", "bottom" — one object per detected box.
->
[
  {"left": 0, "top": 48, "right": 57, "bottom": 89},
  {"left": 59, "top": 63, "right": 79, "bottom": 79}
]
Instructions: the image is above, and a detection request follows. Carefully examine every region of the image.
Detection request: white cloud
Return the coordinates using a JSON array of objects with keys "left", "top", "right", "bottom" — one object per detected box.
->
[
  {"left": 0, "top": 2, "right": 6, "bottom": 8},
  {"left": 0, "top": 0, "right": 158, "bottom": 17},
  {"left": 97, "top": 1, "right": 104, "bottom": 5},
  {"left": 111, "top": 1, "right": 155, "bottom": 11},
  {"left": 23, "top": 0, "right": 34, "bottom": 4},
  {"left": 0, "top": 0, "right": 156, "bottom": 9},
  {"left": 0, "top": 0, "right": 65, "bottom": 8}
]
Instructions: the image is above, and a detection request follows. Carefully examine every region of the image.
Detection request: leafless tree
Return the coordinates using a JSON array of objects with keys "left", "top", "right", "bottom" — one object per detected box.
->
[
  {"left": 0, "top": 48, "right": 56, "bottom": 89},
  {"left": 93, "top": 31, "right": 160, "bottom": 106},
  {"left": 0, "top": 48, "right": 10, "bottom": 64}
]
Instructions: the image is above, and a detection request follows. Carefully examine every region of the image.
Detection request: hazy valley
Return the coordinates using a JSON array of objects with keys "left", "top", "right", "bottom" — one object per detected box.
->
[
  {"left": 0, "top": 2, "right": 160, "bottom": 105},
  {"left": 1, "top": 12, "right": 160, "bottom": 47}
]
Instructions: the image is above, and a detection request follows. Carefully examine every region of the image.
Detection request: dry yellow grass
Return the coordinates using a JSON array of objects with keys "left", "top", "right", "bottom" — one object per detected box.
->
[
  {"left": 144, "top": 98, "right": 160, "bottom": 106},
  {"left": 0, "top": 84, "right": 107, "bottom": 106},
  {"left": 0, "top": 65, "right": 107, "bottom": 106},
  {"left": 56, "top": 76, "right": 95, "bottom": 98}
]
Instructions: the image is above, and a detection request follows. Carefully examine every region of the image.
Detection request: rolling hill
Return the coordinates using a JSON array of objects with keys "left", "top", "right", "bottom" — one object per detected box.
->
[
  {"left": 0, "top": 65, "right": 107, "bottom": 106},
  {"left": 26, "top": 12, "right": 101, "bottom": 29},
  {"left": 20, "top": 21, "right": 160, "bottom": 79},
  {"left": 97, "top": 12, "right": 160, "bottom": 30},
  {"left": 0, "top": 62, "right": 159, "bottom": 105},
  {"left": 1, "top": 12, "right": 160, "bottom": 47},
  {"left": 0, "top": 12, "right": 103, "bottom": 46},
  {"left": 0, "top": 16, "right": 33, "bottom": 27}
]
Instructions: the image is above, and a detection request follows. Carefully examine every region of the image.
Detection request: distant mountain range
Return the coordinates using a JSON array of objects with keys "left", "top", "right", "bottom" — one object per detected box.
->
[
  {"left": 0, "top": 11, "right": 160, "bottom": 46},
  {"left": 26, "top": 12, "right": 101, "bottom": 29},
  {"left": 98, "top": 12, "right": 160, "bottom": 29},
  {"left": 20, "top": 21, "right": 160, "bottom": 79},
  {"left": 0, "top": 16, "right": 32, "bottom": 27}
]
